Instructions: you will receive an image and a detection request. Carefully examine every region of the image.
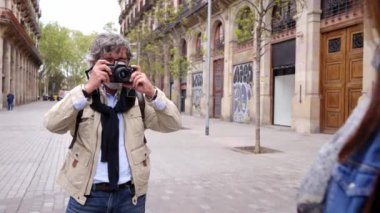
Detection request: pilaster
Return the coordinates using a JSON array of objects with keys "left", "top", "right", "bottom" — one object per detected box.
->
[
  {"left": 293, "top": 0, "right": 322, "bottom": 133},
  {"left": 0, "top": 37, "right": 4, "bottom": 110}
]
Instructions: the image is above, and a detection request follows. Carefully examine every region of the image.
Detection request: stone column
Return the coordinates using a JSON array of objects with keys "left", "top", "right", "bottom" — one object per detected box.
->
[
  {"left": 27, "top": 60, "right": 30, "bottom": 103},
  {"left": 293, "top": 0, "right": 322, "bottom": 133},
  {"left": 4, "top": 40, "right": 11, "bottom": 95},
  {"left": 260, "top": 11, "right": 273, "bottom": 125},
  {"left": 33, "top": 66, "right": 37, "bottom": 101},
  {"left": 21, "top": 54, "right": 25, "bottom": 104},
  {"left": 16, "top": 50, "right": 21, "bottom": 105},
  {"left": 11, "top": 45, "right": 16, "bottom": 96},
  {"left": 221, "top": 10, "right": 233, "bottom": 121},
  {"left": 0, "top": 36, "right": 4, "bottom": 110}
]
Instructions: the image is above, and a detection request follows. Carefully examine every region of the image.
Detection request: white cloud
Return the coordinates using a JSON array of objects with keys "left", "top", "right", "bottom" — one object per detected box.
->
[{"left": 39, "top": 0, "right": 120, "bottom": 34}]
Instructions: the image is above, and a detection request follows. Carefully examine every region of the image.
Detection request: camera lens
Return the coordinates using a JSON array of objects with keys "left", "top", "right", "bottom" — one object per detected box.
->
[{"left": 119, "top": 70, "right": 127, "bottom": 79}]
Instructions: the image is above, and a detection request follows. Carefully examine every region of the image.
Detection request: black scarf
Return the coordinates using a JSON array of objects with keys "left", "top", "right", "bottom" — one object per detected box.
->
[{"left": 90, "top": 88, "right": 136, "bottom": 190}]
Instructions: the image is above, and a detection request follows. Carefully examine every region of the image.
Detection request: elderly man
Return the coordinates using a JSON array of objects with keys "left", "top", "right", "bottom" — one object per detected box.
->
[{"left": 44, "top": 33, "right": 181, "bottom": 213}]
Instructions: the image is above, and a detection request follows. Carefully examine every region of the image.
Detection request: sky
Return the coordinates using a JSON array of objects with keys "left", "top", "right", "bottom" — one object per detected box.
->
[{"left": 39, "top": 0, "right": 121, "bottom": 34}]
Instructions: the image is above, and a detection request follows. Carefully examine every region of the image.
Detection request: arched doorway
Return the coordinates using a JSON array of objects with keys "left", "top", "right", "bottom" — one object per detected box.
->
[{"left": 213, "top": 21, "right": 224, "bottom": 118}]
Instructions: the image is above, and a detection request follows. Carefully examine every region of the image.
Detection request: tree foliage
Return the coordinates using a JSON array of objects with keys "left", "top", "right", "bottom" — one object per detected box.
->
[
  {"left": 126, "top": 0, "right": 190, "bottom": 82},
  {"left": 39, "top": 23, "right": 96, "bottom": 95},
  {"left": 234, "top": 6, "right": 255, "bottom": 43}
]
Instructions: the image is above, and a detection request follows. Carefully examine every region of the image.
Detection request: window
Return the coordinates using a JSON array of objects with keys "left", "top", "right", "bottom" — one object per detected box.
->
[
  {"left": 196, "top": 33, "right": 202, "bottom": 55},
  {"left": 235, "top": 7, "right": 254, "bottom": 43},
  {"left": 214, "top": 22, "right": 224, "bottom": 50},
  {"left": 271, "top": 0, "right": 296, "bottom": 34},
  {"left": 182, "top": 39, "right": 187, "bottom": 57}
]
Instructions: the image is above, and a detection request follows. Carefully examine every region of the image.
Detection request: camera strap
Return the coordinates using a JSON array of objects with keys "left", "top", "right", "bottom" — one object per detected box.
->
[
  {"left": 69, "top": 93, "right": 147, "bottom": 149},
  {"left": 136, "top": 92, "right": 147, "bottom": 144}
]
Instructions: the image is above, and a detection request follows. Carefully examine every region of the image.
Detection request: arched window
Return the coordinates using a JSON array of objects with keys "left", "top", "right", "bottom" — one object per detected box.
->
[
  {"left": 195, "top": 33, "right": 202, "bottom": 55},
  {"left": 181, "top": 39, "right": 187, "bottom": 57},
  {"left": 235, "top": 7, "right": 254, "bottom": 43},
  {"left": 271, "top": 0, "right": 296, "bottom": 34},
  {"left": 214, "top": 22, "right": 224, "bottom": 50},
  {"left": 321, "top": 0, "right": 358, "bottom": 19}
]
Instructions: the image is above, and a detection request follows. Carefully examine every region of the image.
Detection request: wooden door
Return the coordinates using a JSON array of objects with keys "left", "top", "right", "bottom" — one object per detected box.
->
[
  {"left": 213, "top": 59, "right": 224, "bottom": 118},
  {"left": 321, "top": 24, "right": 363, "bottom": 133}
]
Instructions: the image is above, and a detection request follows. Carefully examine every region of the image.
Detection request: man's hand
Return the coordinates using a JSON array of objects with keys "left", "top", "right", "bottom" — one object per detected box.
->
[
  {"left": 123, "top": 65, "right": 155, "bottom": 97},
  {"left": 84, "top": 60, "right": 112, "bottom": 93}
]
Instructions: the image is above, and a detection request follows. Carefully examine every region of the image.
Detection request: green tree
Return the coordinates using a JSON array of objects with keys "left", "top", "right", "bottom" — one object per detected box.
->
[
  {"left": 39, "top": 23, "right": 73, "bottom": 95},
  {"left": 39, "top": 23, "right": 97, "bottom": 95},
  {"left": 242, "top": 0, "right": 303, "bottom": 153},
  {"left": 103, "top": 22, "right": 118, "bottom": 33}
]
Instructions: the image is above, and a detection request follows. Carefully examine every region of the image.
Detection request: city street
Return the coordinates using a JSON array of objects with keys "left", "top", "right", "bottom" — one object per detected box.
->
[{"left": 0, "top": 101, "right": 331, "bottom": 213}]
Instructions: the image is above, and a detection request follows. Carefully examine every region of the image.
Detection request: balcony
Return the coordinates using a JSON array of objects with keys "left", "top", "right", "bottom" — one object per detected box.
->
[
  {"left": 321, "top": 0, "right": 361, "bottom": 19},
  {"left": 271, "top": 1, "right": 296, "bottom": 35},
  {"left": 271, "top": 14, "right": 296, "bottom": 35},
  {"left": 190, "top": 52, "right": 203, "bottom": 62},
  {"left": 0, "top": 8, "right": 42, "bottom": 65},
  {"left": 167, "top": 0, "right": 207, "bottom": 30},
  {"left": 214, "top": 37, "right": 225, "bottom": 51},
  {"left": 141, "top": 0, "right": 153, "bottom": 13},
  {"left": 320, "top": 0, "right": 363, "bottom": 30},
  {"left": 233, "top": 38, "right": 254, "bottom": 53}
]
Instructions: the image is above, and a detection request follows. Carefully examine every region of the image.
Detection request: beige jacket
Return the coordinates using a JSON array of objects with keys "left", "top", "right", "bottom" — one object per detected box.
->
[{"left": 44, "top": 85, "right": 181, "bottom": 205}]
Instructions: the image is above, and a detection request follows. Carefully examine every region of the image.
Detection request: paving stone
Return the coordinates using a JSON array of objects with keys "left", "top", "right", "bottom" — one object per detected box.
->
[{"left": 0, "top": 101, "right": 331, "bottom": 212}]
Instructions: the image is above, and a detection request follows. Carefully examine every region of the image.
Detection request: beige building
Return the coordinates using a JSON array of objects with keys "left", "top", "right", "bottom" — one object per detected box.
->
[
  {"left": 0, "top": 0, "right": 42, "bottom": 110},
  {"left": 119, "top": 0, "right": 375, "bottom": 134}
]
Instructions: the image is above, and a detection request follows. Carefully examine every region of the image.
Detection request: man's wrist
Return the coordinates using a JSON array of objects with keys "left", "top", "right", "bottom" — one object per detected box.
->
[
  {"left": 146, "top": 88, "right": 158, "bottom": 101},
  {"left": 81, "top": 84, "right": 92, "bottom": 98}
]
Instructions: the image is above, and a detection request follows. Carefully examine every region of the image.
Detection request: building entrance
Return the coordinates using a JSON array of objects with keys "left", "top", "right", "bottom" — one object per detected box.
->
[
  {"left": 320, "top": 24, "right": 363, "bottom": 133},
  {"left": 213, "top": 59, "right": 224, "bottom": 118}
]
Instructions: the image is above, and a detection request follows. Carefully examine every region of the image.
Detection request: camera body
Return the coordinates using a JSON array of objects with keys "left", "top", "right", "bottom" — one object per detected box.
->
[{"left": 107, "top": 62, "right": 136, "bottom": 83}]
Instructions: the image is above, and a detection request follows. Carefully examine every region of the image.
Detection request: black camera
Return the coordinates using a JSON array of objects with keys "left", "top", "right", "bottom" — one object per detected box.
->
[{"left": 107, "top": 61, "right": 136, "bottom": 83}]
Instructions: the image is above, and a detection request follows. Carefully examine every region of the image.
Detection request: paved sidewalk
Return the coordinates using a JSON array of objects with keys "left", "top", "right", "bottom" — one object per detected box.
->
[{"left": 0, "top": 101, "right": 331, "bottom": 213}]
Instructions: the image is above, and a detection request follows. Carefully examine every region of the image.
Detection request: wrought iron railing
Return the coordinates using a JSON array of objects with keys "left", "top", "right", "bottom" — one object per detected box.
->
[
  {"left": 321, "top": 0, "right": 362, "bottom": 19},
  {"left": 214, "top": 37, "right": 225, "bottom": 51},
  {"left": 141, "top": 0, "right": 153, "bottom": 13},
  {"left": 271, "top": 2, "right": 296, "bottom": 34}
]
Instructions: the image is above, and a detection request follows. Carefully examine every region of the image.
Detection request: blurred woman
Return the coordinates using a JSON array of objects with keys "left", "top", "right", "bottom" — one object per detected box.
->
[{"left": 297, "top": 0, "right": 380, "bottom": 212}]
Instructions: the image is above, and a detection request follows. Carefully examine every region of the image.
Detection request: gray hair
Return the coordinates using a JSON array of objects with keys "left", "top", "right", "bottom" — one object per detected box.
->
[{"left": 85, "top": 33, "right": 132, "bottom": 66}]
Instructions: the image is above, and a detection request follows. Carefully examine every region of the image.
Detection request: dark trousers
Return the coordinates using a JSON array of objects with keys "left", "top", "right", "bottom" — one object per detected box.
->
[
  {"left": 7, "top": 102, "right": 13, "bottom": 111},
  {"left": 66, "top": 187, "right": 146, "bottom": 213}
]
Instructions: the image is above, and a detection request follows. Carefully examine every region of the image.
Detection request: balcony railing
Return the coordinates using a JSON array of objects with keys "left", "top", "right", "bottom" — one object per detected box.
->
[
  {"left": 214, "top": 37, "right": 225, "bottom": 51},
  {"left": 271, "top": 2, "right": 296, "bottom": 34},
  {"left": 141, "top": 0, "right": 153, "bottom": 13},
  {"left": 321, "top": 0, "right": 362, "bottom": 19}
]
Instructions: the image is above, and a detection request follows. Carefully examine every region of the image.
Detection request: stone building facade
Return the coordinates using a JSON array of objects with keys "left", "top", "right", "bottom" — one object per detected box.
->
[
  {"left": 0, "top": 0, "right": 42, "bottom": 110},
  {"left": 119, "top": 0, "right": 375, "bottom": 134}
]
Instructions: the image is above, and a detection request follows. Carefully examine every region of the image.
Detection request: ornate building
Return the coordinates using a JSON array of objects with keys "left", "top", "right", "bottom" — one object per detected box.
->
[
  {"left": 0, "top": 0, "right": 42, "bottom": 109},
  {"left": 119, "top": 0, "right": 375, "bottom": 134}
]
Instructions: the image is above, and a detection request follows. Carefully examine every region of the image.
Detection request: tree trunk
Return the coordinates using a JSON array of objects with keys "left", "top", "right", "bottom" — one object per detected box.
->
[
  {"left": 254, "top": 15, "right": 263, "bottom": 154},
  {"left": 163, "top": 43, "right": 171, "bottom": 97}
]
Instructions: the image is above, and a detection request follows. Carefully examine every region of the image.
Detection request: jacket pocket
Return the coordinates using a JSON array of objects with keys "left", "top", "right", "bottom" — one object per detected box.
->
[
  {"left": 325, "top": 162, "right": 378, "bottom": 213},
  {"left": 63, "top": 144, "right": 92, "bottom": 190},
  {"left": 131, "top": 145, "right": 151, "bottom": 186},
  {"left": 332, "top": 163, "right": 377, "bottom": 196}
]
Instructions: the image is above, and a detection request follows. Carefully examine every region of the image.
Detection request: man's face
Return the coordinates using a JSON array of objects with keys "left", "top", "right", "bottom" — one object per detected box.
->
[{"left": 100, "top": 47, "right": 129, "bottom": 64}]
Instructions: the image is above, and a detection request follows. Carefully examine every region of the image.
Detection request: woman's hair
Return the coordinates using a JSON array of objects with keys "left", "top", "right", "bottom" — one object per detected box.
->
[
  {"left": 338, "top": 0, "right": 380, "bottom": 161},
  {"left": 85, "top": 33, "right": 132, "bottom": 66}
]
